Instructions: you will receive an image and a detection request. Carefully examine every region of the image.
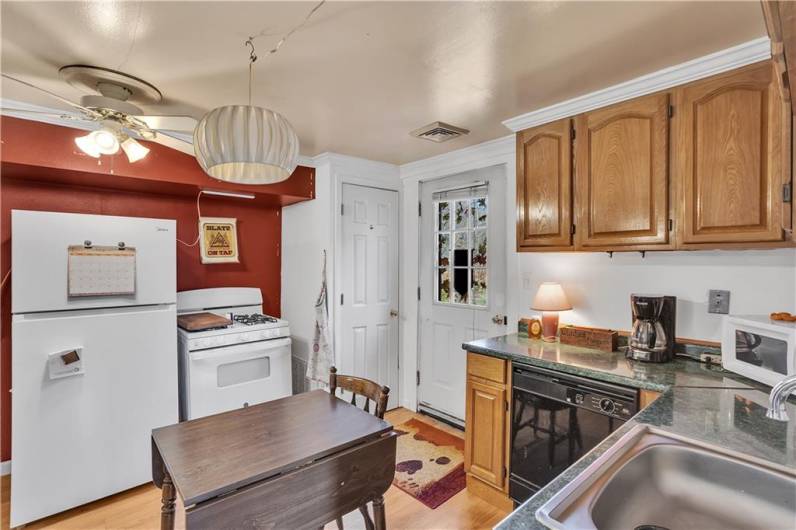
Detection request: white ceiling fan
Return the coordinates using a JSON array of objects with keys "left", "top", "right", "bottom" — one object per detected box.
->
[{"left": 1, "top": 65, "right": 197, "bottom": 163}]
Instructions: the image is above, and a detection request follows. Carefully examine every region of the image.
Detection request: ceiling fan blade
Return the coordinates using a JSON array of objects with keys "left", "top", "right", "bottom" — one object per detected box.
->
[
  {"left": 1, "top": 73, "right": 102, "bottom": 118},
  {"left": 1, "top": 108, "right": 82, "bottom": 119},
  {"left": 133, "top": 115, "right": 197, "bottom": 132},
  {"left": 149, "top": 130, "right": 195, "bottom": 156}
]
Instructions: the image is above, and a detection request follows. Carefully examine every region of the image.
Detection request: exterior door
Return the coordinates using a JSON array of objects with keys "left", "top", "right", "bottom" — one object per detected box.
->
[
  {"left": 418, "top": 166, "right": 507, "bottom": 421},
  {"left": 673, "top": 61, "right": 787, "bottom": 245},
  {"left": 516, "top": 118, "right": 573, "bottom": 250},
  {"left": 339, "top": 184, "right": 400, "bottom": 408},
  {"left": 574, "top": 92, "right": 671, "bottom": 249}
]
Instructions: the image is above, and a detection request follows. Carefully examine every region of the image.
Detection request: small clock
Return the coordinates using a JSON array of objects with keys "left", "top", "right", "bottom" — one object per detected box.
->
[{"left": 528, "top": 318, "right": 543, "bottom": 339}]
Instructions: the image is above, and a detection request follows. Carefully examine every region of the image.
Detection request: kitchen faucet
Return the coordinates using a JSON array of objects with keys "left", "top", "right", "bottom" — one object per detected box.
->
[{"left": 766, "top": 374, "right": 796, "bottom": 422}]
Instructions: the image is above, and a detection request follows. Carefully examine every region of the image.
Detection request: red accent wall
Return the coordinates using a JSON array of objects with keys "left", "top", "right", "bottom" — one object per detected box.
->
[{"left": 0, "top": 118, "right": 312, "bottom": 461}]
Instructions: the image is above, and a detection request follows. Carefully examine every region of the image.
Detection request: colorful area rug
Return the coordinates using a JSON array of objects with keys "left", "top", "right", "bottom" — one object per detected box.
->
[{"left": 392, "top": 417, "right": 466, "bottom": 509}]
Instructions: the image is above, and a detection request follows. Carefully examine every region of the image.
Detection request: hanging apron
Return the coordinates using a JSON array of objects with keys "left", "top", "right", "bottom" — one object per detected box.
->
[{"left": 306, "top": 250, "right": 333, "bottom": 388}]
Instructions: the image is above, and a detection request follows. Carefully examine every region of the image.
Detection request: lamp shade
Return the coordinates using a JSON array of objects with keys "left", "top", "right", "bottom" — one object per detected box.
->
[
  {"left": 193, "top": 105, "right": 300, "bottom": 185},
  {"left": 531, "top": 282, "right": 572, "bottom": 312}
]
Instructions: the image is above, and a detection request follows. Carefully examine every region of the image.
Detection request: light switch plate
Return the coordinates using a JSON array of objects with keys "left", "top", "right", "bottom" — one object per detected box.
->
[{"left": 708, "top": 290, "right": 730, "bottom": 314}]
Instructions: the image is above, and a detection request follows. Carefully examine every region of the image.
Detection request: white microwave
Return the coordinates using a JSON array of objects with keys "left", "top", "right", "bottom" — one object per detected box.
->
[{"left": 722, "top": 315, "right": 796, "bottom": 388}]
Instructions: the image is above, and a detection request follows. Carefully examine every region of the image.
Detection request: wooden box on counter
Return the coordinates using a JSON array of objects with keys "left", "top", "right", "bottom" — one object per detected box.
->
[{"left": 559, "top": 325, "right": 618, "bottom": 352}]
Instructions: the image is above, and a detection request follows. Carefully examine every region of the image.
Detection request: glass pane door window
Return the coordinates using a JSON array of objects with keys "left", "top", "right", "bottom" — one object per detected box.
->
[{"left": 434, "top": 196, "right": 487, "bottom": 307}]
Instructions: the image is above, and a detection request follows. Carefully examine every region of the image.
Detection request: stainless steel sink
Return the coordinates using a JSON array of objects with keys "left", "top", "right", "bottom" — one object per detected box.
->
[{"left": 536, "top": 425, "right": 796, "bottom": 530}]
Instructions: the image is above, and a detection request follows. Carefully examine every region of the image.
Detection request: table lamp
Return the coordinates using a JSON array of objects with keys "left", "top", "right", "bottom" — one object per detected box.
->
[{"left": 531, "top": 282, "right": 572, "bottom": 341}]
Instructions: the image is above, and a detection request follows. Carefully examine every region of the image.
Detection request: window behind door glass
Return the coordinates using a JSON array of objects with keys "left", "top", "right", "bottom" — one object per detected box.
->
[{"left": 434, "top": 193, "right": 487, "bottom": 307}]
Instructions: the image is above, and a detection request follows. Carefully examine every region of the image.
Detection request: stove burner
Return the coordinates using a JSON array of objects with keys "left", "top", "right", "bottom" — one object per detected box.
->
[{"left": 232, "top": 313, "right": 278, "bottom": 326}]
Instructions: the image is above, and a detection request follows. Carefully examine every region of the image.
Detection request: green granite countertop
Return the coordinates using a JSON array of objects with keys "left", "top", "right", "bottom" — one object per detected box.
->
[
  {"left": 465, "top": 334, "right": 752, "bottom": 392},
  {"left": 461, "top": 334, "right": 796, "bottom": 530}
]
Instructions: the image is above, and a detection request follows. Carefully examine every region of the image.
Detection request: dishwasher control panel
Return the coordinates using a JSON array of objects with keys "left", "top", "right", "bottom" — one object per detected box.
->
[{"left": 565, "top": 387, "right": 636, "bottom": 420}]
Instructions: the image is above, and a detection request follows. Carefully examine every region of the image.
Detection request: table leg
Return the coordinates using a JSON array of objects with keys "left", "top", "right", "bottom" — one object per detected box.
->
[
  {"left": 161, "top": 471, "right": 176, "bottom": 530},
  {"left": 372, "top": 496, "right": 386, "bottom": 530}
]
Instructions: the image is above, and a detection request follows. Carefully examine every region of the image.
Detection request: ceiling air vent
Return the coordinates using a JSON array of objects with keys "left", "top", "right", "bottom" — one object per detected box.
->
[{"left": 410, "top": 121, "right": 469, "bottom": 143}]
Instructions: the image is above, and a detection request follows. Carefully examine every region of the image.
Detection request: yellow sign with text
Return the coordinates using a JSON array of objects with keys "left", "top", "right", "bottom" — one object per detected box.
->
[{"left": 199, "top": 217, "right": 239, "bottom": 264}]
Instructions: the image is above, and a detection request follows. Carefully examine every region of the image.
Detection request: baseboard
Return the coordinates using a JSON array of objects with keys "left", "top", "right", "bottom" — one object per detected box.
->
[
  {"left": 417, "top": 405, "right": 464, "bottom": 430},
  {"left": 1, "top": 460, "right": 10, "bottom": 476}
]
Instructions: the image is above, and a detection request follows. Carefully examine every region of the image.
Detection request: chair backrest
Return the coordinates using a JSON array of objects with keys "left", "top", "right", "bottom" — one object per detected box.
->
[{"left": 329, "top": 366, "right": 390, "bottom": 419}]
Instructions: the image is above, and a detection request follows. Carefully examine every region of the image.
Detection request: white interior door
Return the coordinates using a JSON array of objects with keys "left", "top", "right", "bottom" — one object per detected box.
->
[
  {"left": 418, "top": 166, "right": 507, "bottom": 421},
  {"left": 339, "top": 184, "right": 400, "bottom": 408}
]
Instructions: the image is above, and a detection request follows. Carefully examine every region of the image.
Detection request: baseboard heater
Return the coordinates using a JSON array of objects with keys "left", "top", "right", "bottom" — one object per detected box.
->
[{"left": 418, "top": 403, "right": 464, "bottom": 430}]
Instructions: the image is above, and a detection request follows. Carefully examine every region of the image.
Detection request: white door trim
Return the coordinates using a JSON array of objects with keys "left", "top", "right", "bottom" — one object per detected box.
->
[
  {"left": 398, "top": 137, "right": 516, "bottom": 411},
  {"left": 331, "top": 159, "right": 401, "bottom": 405}
]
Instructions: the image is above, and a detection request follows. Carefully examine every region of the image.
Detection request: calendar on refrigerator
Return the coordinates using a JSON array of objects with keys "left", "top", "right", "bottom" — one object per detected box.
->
[{"left": 67, "top": 245, "right": 137, "bottom": 296}]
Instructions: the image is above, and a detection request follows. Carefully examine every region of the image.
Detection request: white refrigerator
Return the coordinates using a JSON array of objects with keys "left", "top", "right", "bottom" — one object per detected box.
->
[{"left": 10, "top": 210, "right": 178, "bottom": 527}]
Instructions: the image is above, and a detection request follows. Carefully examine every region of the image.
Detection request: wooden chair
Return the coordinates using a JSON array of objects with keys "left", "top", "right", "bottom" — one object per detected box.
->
[{"left": 328, "top": 366, "right": 390, "bottom": 530}]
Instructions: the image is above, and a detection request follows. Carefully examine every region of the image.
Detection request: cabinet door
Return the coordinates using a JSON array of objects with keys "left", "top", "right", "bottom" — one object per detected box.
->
[
  {"left": 516, "top": 119, "right": 573, "bottom": 250},
  {"left": 674, "top": 61, "right": 787, "bottom": 245},
  {"left": 464, "top": 378, "right": 506, "bottom": 489},
  {"left": 574, "top": 93, "right": 671, "bottom": 249}
]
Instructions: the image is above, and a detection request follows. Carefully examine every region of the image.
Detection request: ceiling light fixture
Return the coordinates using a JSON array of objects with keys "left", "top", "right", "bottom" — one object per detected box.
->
[
  {"left": 74, "top": 133, "right": 102, "bottom": 158},
  {"left": 192, "top": 2, "right": 326, "bottom": 185},
  {"left": 91, "top": 129, "right": 120, "bottom": 154},
  {"left": 74, "top": 121, "right": 150, "bottom": 163},
  {"left": 120, "top": 137, "right": 150, "bottom": 162}
]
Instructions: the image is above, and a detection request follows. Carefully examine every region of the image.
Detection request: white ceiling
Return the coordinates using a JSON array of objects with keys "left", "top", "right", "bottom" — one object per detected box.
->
[{"left": 1, "top": 1, "right": 767, "bottom": 165}]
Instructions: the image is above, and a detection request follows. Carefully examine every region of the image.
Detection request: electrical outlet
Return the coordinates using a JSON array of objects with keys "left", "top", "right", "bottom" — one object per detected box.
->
[{"left": 708, "top": 289, "right": 730, "bottom": 314}]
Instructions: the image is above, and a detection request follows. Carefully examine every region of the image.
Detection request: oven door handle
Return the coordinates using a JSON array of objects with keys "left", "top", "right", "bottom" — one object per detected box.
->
[{"left": 190, "top": 337, "right": 291, "bottom": 361}]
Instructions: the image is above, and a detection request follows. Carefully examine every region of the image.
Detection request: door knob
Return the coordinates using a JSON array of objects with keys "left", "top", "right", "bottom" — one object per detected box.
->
[{"left": 390, "top": 309, "right": 399, "bottom": 318}]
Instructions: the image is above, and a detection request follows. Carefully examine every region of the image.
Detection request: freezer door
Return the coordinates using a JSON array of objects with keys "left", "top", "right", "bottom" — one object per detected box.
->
[
  {"left": 10, "top": 305, "right": 178, "bottom": 528},
  {"left": 11, "top": 210, "right": 176, "bottom": 313}
]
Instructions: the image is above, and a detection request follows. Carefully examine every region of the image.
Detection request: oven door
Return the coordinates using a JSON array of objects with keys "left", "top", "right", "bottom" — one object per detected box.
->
[
  {"left": 509, "top": 386, "right": 627, "bottom": 503},
  {"left": 185, "top": 337, "right": 292, "bottom": 420}
]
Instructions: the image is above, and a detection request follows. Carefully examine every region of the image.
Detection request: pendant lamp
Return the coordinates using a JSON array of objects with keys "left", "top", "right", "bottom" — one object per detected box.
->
[{"left": 193, "top": 38, "right": 299, "bottom": 184}]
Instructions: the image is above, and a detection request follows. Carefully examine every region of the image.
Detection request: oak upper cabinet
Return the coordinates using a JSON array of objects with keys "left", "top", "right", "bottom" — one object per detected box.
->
[
  {"left": 516, "top": 118, "right": 573, "bottom": 250},
  {"left": 673, "top": 62, "right": 790, "bottom": 246},
  {"left": 574, "top": 92, "right": 672, "bottom": 249}
]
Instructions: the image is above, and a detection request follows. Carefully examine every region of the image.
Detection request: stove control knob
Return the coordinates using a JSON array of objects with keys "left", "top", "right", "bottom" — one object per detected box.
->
[
  {"left": 575, "top": 393, "right": 584, "bottom": 404},
  {"left": 599, "top": 398, "right": 615, "bottom": 414}
]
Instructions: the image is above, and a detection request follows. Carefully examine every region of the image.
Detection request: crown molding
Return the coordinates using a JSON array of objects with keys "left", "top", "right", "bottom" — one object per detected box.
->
[
  {"left": 502, "top": 36, "right": 772, "bottom": 132},
  {"left": 400, "top": 134, "right": 515, "bottom": 180},
  {"left": 311, "top": 151, "right": 399, "bottom": 176}
]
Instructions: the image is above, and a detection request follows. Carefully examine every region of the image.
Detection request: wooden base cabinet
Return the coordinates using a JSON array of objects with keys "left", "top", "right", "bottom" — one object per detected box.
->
[{"left": 464, "top": 352, "right": 513, "bottom": 511}]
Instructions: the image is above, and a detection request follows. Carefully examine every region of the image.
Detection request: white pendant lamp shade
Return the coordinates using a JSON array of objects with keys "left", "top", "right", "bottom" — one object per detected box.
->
[{"left": 193, "top": 105, "right": 300, "bottom": 185}]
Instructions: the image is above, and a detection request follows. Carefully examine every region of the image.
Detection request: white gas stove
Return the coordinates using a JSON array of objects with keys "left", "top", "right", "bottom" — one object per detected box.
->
[{"left": 176, "top": 287, "right": 292, "bottom": 421}]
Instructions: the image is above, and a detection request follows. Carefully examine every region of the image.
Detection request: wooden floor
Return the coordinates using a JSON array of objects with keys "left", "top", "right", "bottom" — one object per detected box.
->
[{"left": 0, "top": 408, "right": 508, "bottom": 530}]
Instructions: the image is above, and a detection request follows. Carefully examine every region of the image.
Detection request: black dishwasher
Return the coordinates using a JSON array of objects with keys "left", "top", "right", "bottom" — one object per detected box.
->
[{"left": 509, "top": 364, "right": 639, "bottom": 505}]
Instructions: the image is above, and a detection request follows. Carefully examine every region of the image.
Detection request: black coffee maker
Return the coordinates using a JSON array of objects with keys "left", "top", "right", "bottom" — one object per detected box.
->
[{"left": 628, "top": 295, "right": 676, "bottom": 362}]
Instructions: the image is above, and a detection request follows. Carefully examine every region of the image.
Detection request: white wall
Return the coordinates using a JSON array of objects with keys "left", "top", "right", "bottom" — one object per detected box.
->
[
  {"left": 281, "top": 154, "right": 400, "bottom": 388},
  {"left": 282, "top": 161, "right": 333, "bottom": 367},
  {"left": 516, "top": 250, "right": 796, "bottom": 342}
]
